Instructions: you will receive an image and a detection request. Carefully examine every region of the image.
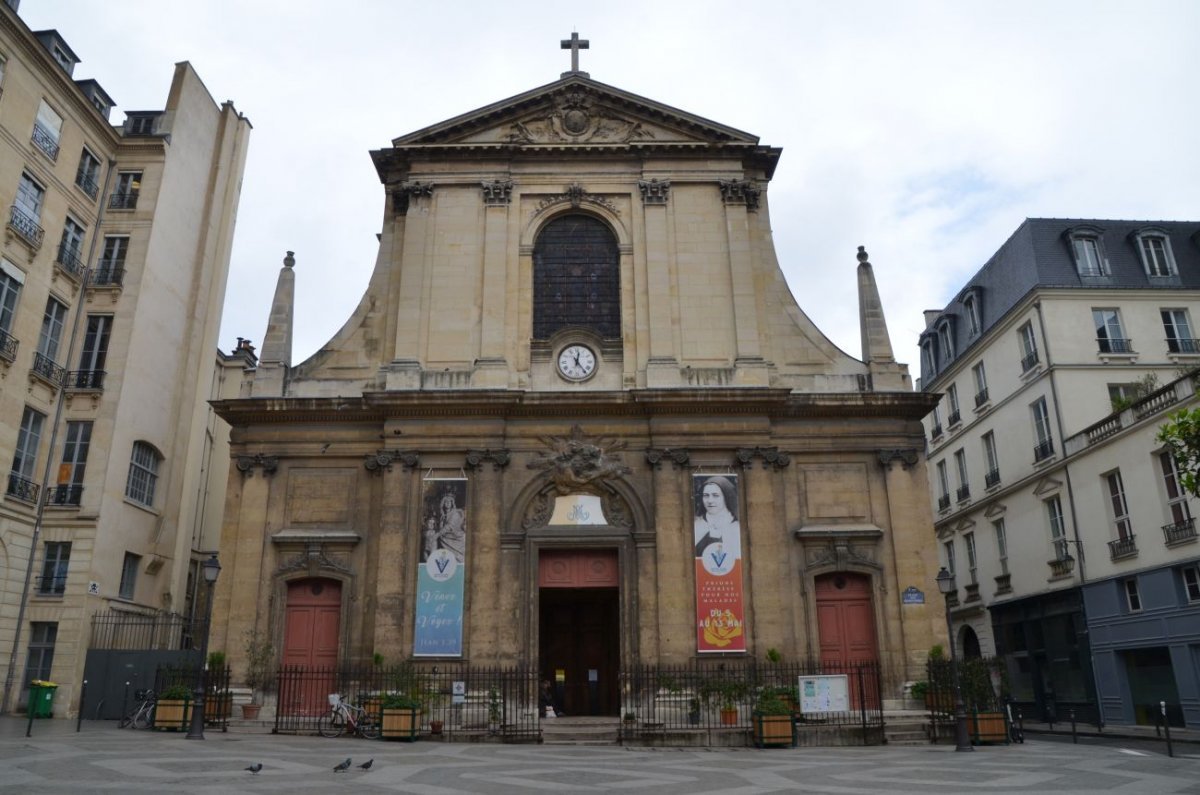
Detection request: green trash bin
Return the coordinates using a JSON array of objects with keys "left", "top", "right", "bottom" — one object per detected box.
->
[{"left": 28, "top": 680, "right": 57, "bottom": 718}]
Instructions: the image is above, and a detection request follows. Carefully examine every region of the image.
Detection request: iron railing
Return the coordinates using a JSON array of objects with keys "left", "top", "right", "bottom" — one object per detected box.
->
[
  {"left": 90, "top": 610, "right": 208, "bottom": 651},
  {"left": 274, "top": 663, "right": 541, "bottom": 741},
  {"left": 984, "top": 469, "right": 1000, "bottom": 488},
  {"left": 109, "top": 192, "right": 139, "bottom": 210},
  {"left": 1020, "top": 351, "right": 1039, "bottom": 372},
  {"left": 91, "top": 266, "right": 125, "bottom": 287},
  {"left": 35, "top": 573, "right": 67, "bottom": 595},
  {"left": 45, "top": 484, "right": 83, "bottom": 506},
  {"left": 6, "top": 472, "right": 40, "bottom": 503},
  {"left": 974, "top": 388, "right": 989, "bottom": 407},
  {"left": 66, "top": 370, "right": 105, "bottom": 390},
  {"left": 8, "top": 204, "right": 44, "bottom": 248},
  {"left": 1163, "top": 518, "right": 1196, "bottom": 545},
  {"left": 31, "top": 123, "right": 60, "bottom": 160},
  {"left": 31, "top": 353, "right": 66, "bottom": 386},
  {"left": 75, "top": 172, "right": 99, "bottom": 200},
  {"left": 1167, "top": 338, "right": 1200, "bottom": 354},
  {"left": 937, "top": 494, "right": 950, "bottom": 511},
  {"left": 930, "top": 424, "right": 943, "bottom": 441},
  {"left": 956, "top": 485, "right": 971, "bottom": 502},
  {"left": 1108, "top": 535, "right": 1137, "bottom": 560},
  {"left": 55, "top": 244, "right": 86, "bottom": 280},
  {"left": 0, "top": 329, "right": 17, "bottom": 362},
  {"left": 1097, "top": 337, "right": 1134, "bottom": 354},
  {"left": 1033, "top": 439, "right": 1055, "bottom": 462},
  {"left": 148, "top": 664, "right": 232, "bottom": 731},
  {"left": 924, "top": 656, "right": 1011, "bottom": 745}
]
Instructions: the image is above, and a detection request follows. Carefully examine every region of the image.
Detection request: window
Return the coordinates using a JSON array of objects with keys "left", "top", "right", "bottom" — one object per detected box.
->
[
  {"left": 1159, "top": 451, "right": 1192, "bottom": 527},
  {"left": 947, "top": 384, "right": 961, "bottom": 427},
  {"left": 21, "top": 622, "right": 57, "bottom": 694},
  {"left": 15, "top": 172, "right": 45, "bottom": 221},
  {"left": 1093, "top": 308, "right": 1131, "bottom": 354},
  {"left": 1046, "top": 496, "right": 1068, "bottom": 560},
  {"left": 964, "top": 532, "right": 977, "bottom": 583},
  {"left": 533, "top": 215, "right": 621, "bottom": 340},
  {"left": 119, "top": 552, "right": 141, "bottom": 600},
  {"left": 1106, "top": 471, "right": 1132, "bottom": 540},
  {"left": 993, "top": 518, "right": 1009, "bottom": 572},
  {"left": 954, "top": 448, "right": 970, "bottom": 501},
  {"left": 96, "top": 236, "right": 128, "bottom": 286},
  {"left": 921, "top": 338, "right": 935, "bottom": 375},
  {"left": 38, "top": 542, "right": 70, "bottom": 595},
  {"left": 982, "top": 432, "right": 1000, "bottom": 487},
  {"left": 125, "top": 441, "right": 160, "bottom": 507},
  {"left": 74, "top": 316, "right": 111, "bottom": 388},
  {"left": 110, "top": 171, "right": 142, "bottom": 211},
  {"left": 56, "top": 217, "right": 86, "bottom": 278},
  {"left": 930, "top": 404, "right": 943, "bottom": 440},
  {"left": 936, "top": 460, "right": 950, "bottom": 511},
  {"left": 972, "top": 362, "right": 988, "bottom": 407},
  {"left": 1184, "top": 566, "right": 1200, "bottom": 603},
  {"left": 1162, "top": 309, "right": 1196, "bottom": 354},
  {"left": 1137, "top": 233, "right": 1176, "bottom": 277},
  {"left": 0, "top": 261, "right": 22, "bottom": 339},
  {"left": 9, "top": 407, "right": 45, "bottom": 499},
  {"left": 36, "top": 298, "right": 67, "bottom": 364},
  {"left": 1018, "top": 322, "right": 1039, "bottom": 372},
  {"left": 32, "top": 100, "right": 63, "bottom": 160},
  {"left": 1071, "top": 235, "right": 1107, "bottom": 276},
  {"left": 937, "top": 320, "right": 955, "bottom": 363},
  {"left": 127, "top": 115, "right": 156, "bottom": 135},
  {"left": 1124, "top": 578, "right": 1142, "bottom": 612},
  {"left": 52, "top": 421, "right": 91, "bottom": 506},
  {"left": 963, "top": 293, "right": 981, "bottom": 337},
  {"left": 75, "top": 149, "right": 101, "bottom": 199},
  {"left": 943, "top": 539, "right": 956, "bottom": 575},
  {"left": 1031, "top": 397, "right": 1054, "bottom": 461}
]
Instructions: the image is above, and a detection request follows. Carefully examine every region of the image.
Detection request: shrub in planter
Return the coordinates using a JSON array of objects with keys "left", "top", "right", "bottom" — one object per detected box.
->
[
  {"left": 155, "top": 684, "right": 193, "bottom": 730},
  {"left": 380, "top": 692, "right": 422, "bottom": 741}
]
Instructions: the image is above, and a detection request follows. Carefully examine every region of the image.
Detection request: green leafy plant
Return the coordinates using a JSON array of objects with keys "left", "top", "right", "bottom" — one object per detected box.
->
[
  {"left": 206, "top": 650, "right": 226, "bottom": 669},
  {"left": 909, "top": 681, "right": 929, "bottom": 700},
  {"left": 765, "top": 647, "right": 782, "bottom": 664},
  {"left": 159, "top": 683, "right": 192, "bottom": 700},
  {"left": 928, "top": 644, "right": 945, "bottom": 661},
  {"left": 1159, "top": 407, "right": 1200, "bottom": 497},
  {"left": 699, "top": 677, "right": 749, "bottom": 710},
  {"left": 372, "top": 651, "right": 385, "bottom": 667},
  {"left": 623, "top": 710, "right": 636, "bottom": 722},
  {"left": 381, "top": 692, "right": 422, "bottom": 710},
  {"left": 242, "top": 629, "right": 275, "bottom": 702},
  {"left": 753, "top": 687, "right": 792, "bottom": 716},
  {"left": 487, "top": 686, "right": 502, "bottom": 724}
]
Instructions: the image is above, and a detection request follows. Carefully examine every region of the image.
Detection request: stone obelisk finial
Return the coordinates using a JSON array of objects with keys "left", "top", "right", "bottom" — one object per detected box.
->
[
  {"left": 856, "top": 245, "right": 896, "bottom": 365},
  {"left": 251, "top": 251, "right": 295, "bottom": 397}
]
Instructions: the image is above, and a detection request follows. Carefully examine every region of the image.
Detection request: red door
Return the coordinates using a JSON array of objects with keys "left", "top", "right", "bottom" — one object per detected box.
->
[
  {"left": 815, "top": 573, "right": 878, "bottom": 666},
  {"left": 282, "top": 579, "right": 341, "bottom": 714}
]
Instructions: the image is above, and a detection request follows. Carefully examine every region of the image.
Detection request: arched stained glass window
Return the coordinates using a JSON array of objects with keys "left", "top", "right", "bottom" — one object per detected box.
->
[{"left": 533, "top": 215, "right": 620, "bottom": 340}]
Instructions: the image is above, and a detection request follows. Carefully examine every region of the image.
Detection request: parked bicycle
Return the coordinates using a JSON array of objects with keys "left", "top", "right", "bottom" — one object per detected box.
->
[
  {"left": 118, "top": 689, "right": 156, "bottom": 729},
  {"left": 318, "top": 693, "right": 380, "bottom": 739}
]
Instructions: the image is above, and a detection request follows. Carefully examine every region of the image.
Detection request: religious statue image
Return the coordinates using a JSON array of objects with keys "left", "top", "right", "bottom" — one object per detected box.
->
[
  {"left": 693, "top": 475, "right": 741, "bottom": 562},
  {"left": 420, "top": 480, "right": 467, "bottom": 564}
]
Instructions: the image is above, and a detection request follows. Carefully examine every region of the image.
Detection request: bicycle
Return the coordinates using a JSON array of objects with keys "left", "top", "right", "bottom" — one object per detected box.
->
[
  {"left": 318, "top": 693, "right": 380, "bottom": 739},
  {"left": 118, "top": 689, "right": 156, "bottom": 729}
]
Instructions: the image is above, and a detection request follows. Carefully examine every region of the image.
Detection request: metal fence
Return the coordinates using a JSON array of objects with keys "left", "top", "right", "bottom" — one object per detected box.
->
[
  {"left": 90, "top": 610, "right": 207, "bottom": 651},
  {"left": 620, "top": 660, "right": 884, "bottom": 745},
  {"left": 114, "top": 664, "right": 234, "bottom": 730},
  {"left": 274, "top": 663, "right": 541, "bottom": 741},
  {"left": 925, "top": 656, "right": 1013, "bottom": 744}
]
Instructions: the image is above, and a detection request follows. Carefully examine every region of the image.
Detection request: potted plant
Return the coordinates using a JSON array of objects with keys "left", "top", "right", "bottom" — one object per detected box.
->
[
  {"left": 700, "top": 678, "right": 747, "bottom": 726},
  {"left": 241, "top": 629, "right": 274, "bottom": 720},
  {"left": 687, "top": 697, "right": 701, "bottom": 726},
  {"left": 380, "top": 692, "right": 422, "bottom": 741},
  {"left": 155, "top": 683, "right": 193, "bottom": 730},
  {"left": 206, "top": 651, "right": 232, "bottom": 721},
  {"left": 752, "top": 688, "right": 795, "bottom": 747}
]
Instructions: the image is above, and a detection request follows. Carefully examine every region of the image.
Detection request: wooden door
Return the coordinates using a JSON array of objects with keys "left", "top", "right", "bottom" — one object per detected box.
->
[
  {"left": 815, "top": 573, "right": 878, "bottom": 666},
  {"left": 282, "top": 579, "right": 341, "bottom": 714}
]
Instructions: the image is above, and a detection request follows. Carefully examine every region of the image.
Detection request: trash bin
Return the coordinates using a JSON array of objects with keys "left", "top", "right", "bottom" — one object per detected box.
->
[{"left": 28, "top": 680, "right": 57, "bottom": 718}]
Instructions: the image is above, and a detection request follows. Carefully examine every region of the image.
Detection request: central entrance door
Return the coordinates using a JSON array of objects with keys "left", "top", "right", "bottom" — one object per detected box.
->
[{"left": 538, "top": 549, "right": 619, "bottom": 716}]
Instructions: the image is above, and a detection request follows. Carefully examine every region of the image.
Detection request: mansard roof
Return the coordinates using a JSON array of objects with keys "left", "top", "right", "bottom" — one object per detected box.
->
[{"left": 371, "top": 74, "right": 781, "bottom": 179}]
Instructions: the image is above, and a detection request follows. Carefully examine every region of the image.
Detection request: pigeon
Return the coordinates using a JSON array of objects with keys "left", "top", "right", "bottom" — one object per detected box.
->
[
  {"left": 333, "top": 758, "right": 352, "bottom": 773},
  {"left": 244, "top": 763, "right": 263, "bottom": 775},
  {"left": 358, "top": 759, "right": 373, "bottom": 770}
]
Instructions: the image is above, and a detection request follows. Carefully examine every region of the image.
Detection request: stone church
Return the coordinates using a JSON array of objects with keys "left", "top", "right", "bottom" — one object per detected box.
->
[{"left": 210, "top": 44, "right": 942, "bottom": 714}]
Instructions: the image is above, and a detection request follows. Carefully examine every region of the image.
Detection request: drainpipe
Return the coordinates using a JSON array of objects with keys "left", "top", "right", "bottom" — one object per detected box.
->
[{"left": 1, "top": 160, "right": 119, "bottom": 715}]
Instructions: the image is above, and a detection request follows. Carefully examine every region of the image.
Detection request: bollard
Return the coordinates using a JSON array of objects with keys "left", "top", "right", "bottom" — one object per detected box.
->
[
  {"left": 1161, "top": 701, "right": 1173, "bottom": 758},
  {"left": 1070, "top": 709, "right": 1077, "bottom": 744},
  {"left": 123, "top": 681, "right": 130, "bottom": 724},
  {"left": 25, "top": 699, "right": 35, "bottom": 737},
  {"left": 1017, "top": 709, "right": 1024, "bottom": 744},
  {"left": 76, "top": 680, "right": 87, "bottom": 732}
]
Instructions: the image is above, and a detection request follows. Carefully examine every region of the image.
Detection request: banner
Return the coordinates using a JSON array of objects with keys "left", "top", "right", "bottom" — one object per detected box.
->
[
  {"left": 414, "top": 478, "right": 467, "bottom": 656},
  {"left": 693, "top": 474, "right": 746, "bottom": 653}
]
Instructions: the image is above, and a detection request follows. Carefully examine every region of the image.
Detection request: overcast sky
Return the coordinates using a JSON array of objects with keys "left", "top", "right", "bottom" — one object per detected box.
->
[{"left": 21, "top": 1, "right": 1200, "bottom": 373}]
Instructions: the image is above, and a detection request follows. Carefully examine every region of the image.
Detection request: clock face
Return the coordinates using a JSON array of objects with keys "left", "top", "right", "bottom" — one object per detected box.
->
[{"left": 557, "top": 344, "right": 597, "bottom": 381}]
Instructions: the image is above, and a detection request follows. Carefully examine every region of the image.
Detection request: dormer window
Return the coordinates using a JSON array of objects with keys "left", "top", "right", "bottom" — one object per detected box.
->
[
  {"left": 921, "top": 337, "right": 936, "bottom": 375},
  {"left": 962, "top": 290, "right": 981, "bottom": 338},
  {"left": 1066, "top": 225, "right": 1109, "bottom": 277},
  {"left": 936, "top": 319, "right": 955, "bottom": 363},
  {"left": 125, "top": 114, "right": 159, "bottom": 136},
  {"left": 1133, "top": 228, "right": 1177, "bottom": 277}
]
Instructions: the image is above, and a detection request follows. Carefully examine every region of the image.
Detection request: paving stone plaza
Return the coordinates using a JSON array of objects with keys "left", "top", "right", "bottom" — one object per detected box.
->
[{"left": 1, "top": 719, "right": 1198, "bottom": 794}]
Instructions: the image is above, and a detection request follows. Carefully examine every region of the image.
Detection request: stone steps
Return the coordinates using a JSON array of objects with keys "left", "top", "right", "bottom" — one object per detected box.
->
[{"left": 541, "top": 717, "right": 620, "bottom": 745}]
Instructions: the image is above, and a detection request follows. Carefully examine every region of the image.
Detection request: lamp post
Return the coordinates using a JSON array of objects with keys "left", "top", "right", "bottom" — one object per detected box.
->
[
  {"left": 186, "top": 554, "right": 221, "bottom": 740},
  {"left": 935, "top": 567, "right": 974, "bottom": 752}
]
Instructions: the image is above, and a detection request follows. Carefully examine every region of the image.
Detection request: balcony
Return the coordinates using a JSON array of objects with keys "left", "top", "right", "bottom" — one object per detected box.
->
[
  {"left": 964, "top": 582, "right": 981, "bottom": 603},
  {"left": 55, "top": 243, "right": 86, "bottom": 281},
  {"left": 45, "top": 484, "right": 82, "bottom": 507},
  {"left": 6, "top": 472, "right": 40, "bottom": 503},
  {"left": 7, "top": 204, "right": 44, "bottom": 249},
  {"left": 974, "top": 388, "right": 989, "bottom": 408},
  {"left": 1163, "top": 518, "right": 1197, "bottom": 546},
  {"left": 930, "top": 424, "right": 943, "bottom": 441},
  {"left": 984, "top": 468, "right": 1001, "bottom": 488},
  {"left": 1167, "top": 338, "right": 1200, "bottom": 354},
  {"left": 35, "top": 573, "right": 67, "bottom": 595},
  {"left": 31, "top": 123, "right": 60, "bottom": 160},
  {"left": 947, "top": 409, "right": 962, "bottom": 427},
  {"left": 994, "top": 573, "right": 1012, "bottom": 595},
  {"left": 90, "top": 265, "right": 125, "bottom": 287},
  {"left": 1033, "top": 439, "right": 1055, "bottom": 462},
  {"left": 937, "top": 494, "right": 950, "bottom": 512},
  {"left": 1107, "top": 535, "right": 1138, "bottom": 561},
  {"left": 1097, "top": 337, "right": 1134, "bottom": 354},
  {"left": 109, "top": 191, "right": 139, "bottom": 210},
  {"left": 31, "top": 353, "right": 66, "bottom": 387},
  {"left": 1048, "top": 555, "right": 1075, "bottom": 578},
  {"left": 0, "top": 329, "right": 17, "bottom": 362},
  {"left": 956, "top": 485, "right": 971, "bottom": 503},
  {"left": 66, "top": 369, "right": 105, "bottom": 390},
  {"left": 1020, "top": 351, "right": 1039, "bottom": 373},
  {"left": 75, "top": 172, "right": 99, "bottom": 200}
]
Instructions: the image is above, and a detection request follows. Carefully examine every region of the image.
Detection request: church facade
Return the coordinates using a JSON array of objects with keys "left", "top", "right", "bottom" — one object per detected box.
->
[{"left": 210, "top": 57, "right": 942, "bottom": 713}]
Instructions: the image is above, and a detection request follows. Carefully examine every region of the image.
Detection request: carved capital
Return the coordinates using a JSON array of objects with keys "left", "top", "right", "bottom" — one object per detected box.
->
[
  {"left": 645, "top": 447, "right": 690, "bottom": 469},
  {"left": 363, "top": 450, "right": 420, "bottom": 474},
  {"left": 565, "top": 182, "right": 586, "bottom": 207},
  {"left": 481, "top": 179, "right": 513, "bottom": 205},
  {"left": 718, "top": 179, "right": 761, "bottom": 211},
  {"left": 805, "top": 541, "right": 880, "bottom": 573},
  {"left": 466, "top": 448, "right": 511, "bottom": 470},
  {"left": 638, "top": 179, "right": 670, "bottom": 206},
  {"left": 236, "top": 453, "right": 278, "bottom": 478},
  {"left": 390, "top": 181, "right": 434, "bottom": 215},
  {"left": 735, "top": 446, "right": 790, "bottom": 470},
  {"left": 277, "top": 544, "right": 351, "bottom": 578},
  {"left": 878, "top": 449, "right": 920, "bottom": 470}
]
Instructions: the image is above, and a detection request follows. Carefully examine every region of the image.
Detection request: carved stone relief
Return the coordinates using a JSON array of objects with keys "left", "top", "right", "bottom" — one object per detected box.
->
[
  {"left": 527, "top": 425, "right": 631, "bottom": 495},
  {"left": 465, "top": 448, "right": 511, "bottom": 470},
  {"left": 505, "top": 91, "right": 656, "bottom": 146},
  {"left": 718, "top": 179, "right": 761, "bottom": 211},
  {"left": 532, "top": 183, "right": 619, "bottom": 217},
  {"left": 390, "top": 181, "right": 434, "bottom": 215},
  {"left": 645, "top": 447, "right": 690, "bottom": 469},
  {"left": 481, "top": 180, "right": 513, "bottom": 205},
  {"left": 363, "top": 450, "right": 420, "bottom": 474},
  {"left": 735, "top": 446, "right": 790, "bottom": 470},
  {"left": 638, "top": 179, "right": 670, "bottom": 205},
  {"left": 236, "top": 453, "right": 278, "bottom": 477}
]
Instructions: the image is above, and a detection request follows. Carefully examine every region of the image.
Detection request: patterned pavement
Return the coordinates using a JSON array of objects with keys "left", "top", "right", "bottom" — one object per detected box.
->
[{"left": 1, "top": 718, "right": 1198, "bottom": 794}]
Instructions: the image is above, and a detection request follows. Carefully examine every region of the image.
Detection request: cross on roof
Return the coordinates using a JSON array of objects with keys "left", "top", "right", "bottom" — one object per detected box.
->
[{"left": 560, "top": 31, "right": 589, "bottom": 78}]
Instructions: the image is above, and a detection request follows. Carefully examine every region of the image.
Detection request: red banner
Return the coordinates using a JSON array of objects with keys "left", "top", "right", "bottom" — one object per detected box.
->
[{"left": 693, "top": 474, "right": 746, "bottom": 653}]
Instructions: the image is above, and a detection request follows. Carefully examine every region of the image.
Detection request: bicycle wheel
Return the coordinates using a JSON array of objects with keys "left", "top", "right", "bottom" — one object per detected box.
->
[
  {"left": 318, "top": 712, "right": 346, "bottom": 738},
  {"left": 117, "top": 713, "right": 133, "bottom": 729},
  {"left": 358, "top": 714, "right": 381, "bottom": 740},
  {"left": 133, "top": 706, "right": 154, "bottom": 730}
]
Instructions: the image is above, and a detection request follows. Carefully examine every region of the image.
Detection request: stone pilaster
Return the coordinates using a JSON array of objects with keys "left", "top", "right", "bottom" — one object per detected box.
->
[
  {"left": 722, "top": 197, "right": 768, "bottom": 385},
  {"left": 475, "top": 183, "right": 511, "bottom": 387},
  {"left": 373, "top": 451, "right": 416, "bottom": 660},
  {"left": 739, "top": 449, "right": 790, "bottom": 652},
  {"left": 642, "top": 182, "right": 678, "bottom": 386},
  {"left": 387, "top": 184, "right": 434, "bottom": 389},
  {"left": 649, "top": 453, "right": 690, "bottom": 660},
  {"left": 467, "top": 449, "right": 508, "bottom": 661}
]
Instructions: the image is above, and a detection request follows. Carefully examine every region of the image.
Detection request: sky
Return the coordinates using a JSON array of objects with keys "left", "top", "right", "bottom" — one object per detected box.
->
[{"left": 19, "top": 1, "right": 1200, "bottom": 372}]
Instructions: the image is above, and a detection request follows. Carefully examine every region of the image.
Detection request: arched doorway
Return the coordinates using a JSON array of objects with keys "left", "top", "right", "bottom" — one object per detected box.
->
[
  {"left": 814, "top": 572, "right": 879, "bottom": 666},
  {"left": 281, "top": 578, "right": 341, "bottom": 715},
  {"left": 532, "top": 214, "right": 620, "bottom": 340},
  {"left": 960, "top": 625, "right": 982, "bottom": 659}
]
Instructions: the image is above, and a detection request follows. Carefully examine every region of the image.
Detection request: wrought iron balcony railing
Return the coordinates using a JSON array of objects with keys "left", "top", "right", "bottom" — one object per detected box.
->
[
  {"left": 55, "top": 244, "right": 86, "bottom": 280},
  {"left": 1107, "top": 535, "right": 1138, "bottom": 560},
  {"left": 947, "top": 410, "right": 962, "bottom": 427},
  {"left": 8, "top": 204, "right": 44, "bottom": 249},
  {"left": 45, "top": 484, "right": 83, "bottom": 507},
  {"left": 6, "top": 472, "right": 40, "bottom": 503},
  {"left": 31, "top": 353, "right": 66, "bottom": 386},
  {"left": 984, "top": 468, "right": 1000, "bottom": 488},
  {"left": 1033, "top": 439, "right": 1055, "bottom": 462},
  {"left": 956, "top": 485, "right": 971, "bottom": 502},
  {"left": 36, "top": 572, "right": 68, "bottom": 594},
  {"left": 75, "top": 172, "right": 99, "bottom": 200},
  {"left": 1097, "top": 337, "right": 1134, "bottom": 354},
  {"left": 108, "top": 191, "right": 139, "bottom": 210},
  {"left": 937, "top": 494, "right": 950, "bottom": 512},
  {"left": 974, "top": 388, "right": 989, "bottom": 407},
  {"left": 1163, "top": 518, "right": 1197, "bottom": 546},
  {"left": 930, "top": 424, "right": 943, "bottom": 441},
  {"left": 1020, "top": 351, "right": 1039, "bottom": 373},
  {"left": 1167, "top": 338, "right": 1200, "bottom": 354},
  {"left": 66, "top": 369, "right": 105, "bottom": 390},
  {"left": 0, "top": 329, "right": 17, "bottom": 362},
  {"left": 90, "top": 265, "right": 125, "bottom": 287},
  {"left": 31, "top": 123, "right": 60, "bottom": 160}
]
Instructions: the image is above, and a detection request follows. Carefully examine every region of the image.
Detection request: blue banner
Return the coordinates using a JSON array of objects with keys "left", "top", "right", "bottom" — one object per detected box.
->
[{"left": 414, "top": 479, "right": 467, "bottom": 657}]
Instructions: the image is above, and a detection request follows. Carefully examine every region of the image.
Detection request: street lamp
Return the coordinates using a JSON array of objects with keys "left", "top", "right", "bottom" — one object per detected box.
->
[
  {"left": 186, "top": 554, "right": 222, "bottom": 740},
  {"left": 935, "top": 566, "right": 974, "bottom": 752}
]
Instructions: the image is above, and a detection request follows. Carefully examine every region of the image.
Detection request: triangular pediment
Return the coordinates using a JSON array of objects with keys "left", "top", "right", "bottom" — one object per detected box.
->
[{"left": 389, "top": 75, "right": 760, "bottom": 149}]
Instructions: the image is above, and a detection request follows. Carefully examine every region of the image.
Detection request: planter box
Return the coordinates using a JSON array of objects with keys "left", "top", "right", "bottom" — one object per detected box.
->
[
  {"left": 970, "top": 711, "right": 1007, "bottom": 744},
  {"left": 381, "top": 707, "right": 420, "bottom": 741},
  {"left": 154, "top": 699, "right": 191, "bottom": 730},
  {"left": 753, "top": 713, "right": 796, "bottom": 748}
]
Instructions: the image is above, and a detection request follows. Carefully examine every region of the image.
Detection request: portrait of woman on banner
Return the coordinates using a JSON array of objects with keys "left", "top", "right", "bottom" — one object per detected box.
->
[
  {"left": 420, "top": 481, "right": 467, "bottom": 564},
  {"left": 693, "top": 475, "right": 740, "bottom": 562}
]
